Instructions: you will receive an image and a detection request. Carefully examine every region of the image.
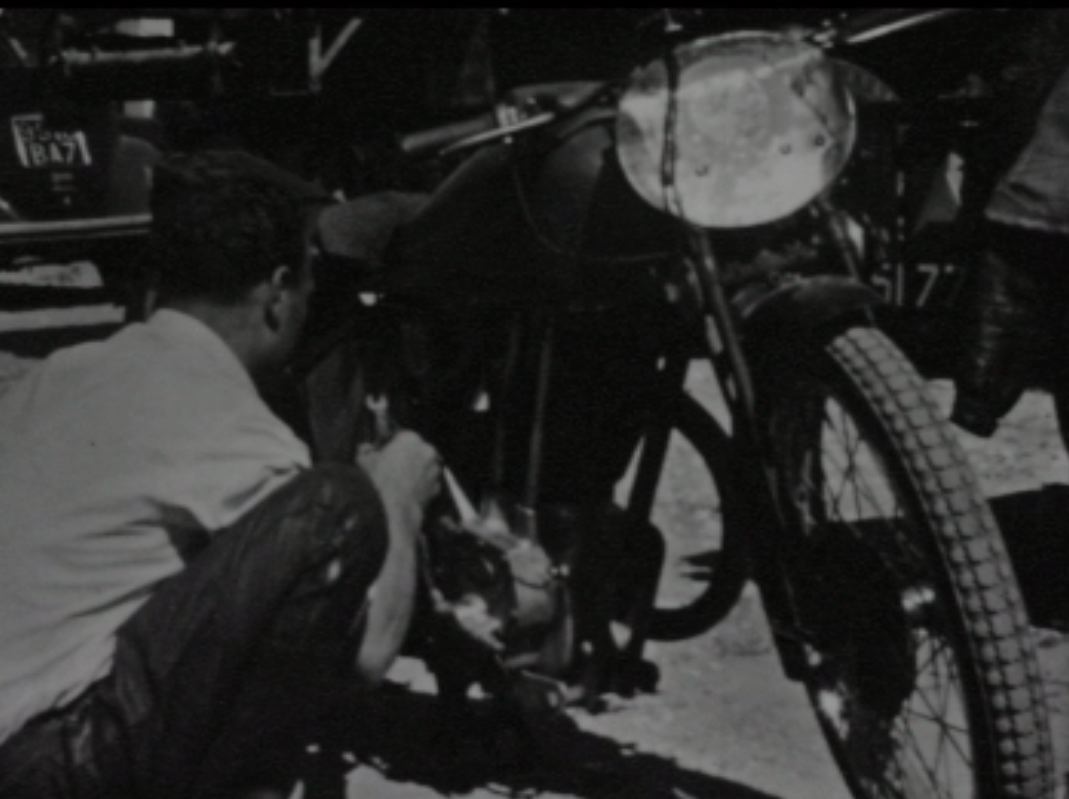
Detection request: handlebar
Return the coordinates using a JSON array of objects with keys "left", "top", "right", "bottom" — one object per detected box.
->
[
  {"left": 398, "top": 81, "right": 611, "bottom": 160},
  {"left": 397, "top": 112, "right": 498, "bottom": 158},
  {"left": 812, "top": 8, "right": 981, "bottom": 48}
]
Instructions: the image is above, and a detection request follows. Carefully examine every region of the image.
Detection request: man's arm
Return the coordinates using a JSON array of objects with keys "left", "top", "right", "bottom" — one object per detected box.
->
[{"left": 353, "top": 431, "right": 441, "bottom": 685}]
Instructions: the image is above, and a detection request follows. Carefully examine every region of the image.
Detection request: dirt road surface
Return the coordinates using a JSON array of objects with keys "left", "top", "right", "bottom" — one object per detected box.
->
[{"left": 1, "top": 322, "right": 1066, "bottom": 799}]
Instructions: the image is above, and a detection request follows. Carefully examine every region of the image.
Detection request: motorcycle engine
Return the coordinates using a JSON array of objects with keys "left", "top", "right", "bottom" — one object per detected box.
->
[{"left": 422, "top": 508, "right": 574, "bottom": 689}]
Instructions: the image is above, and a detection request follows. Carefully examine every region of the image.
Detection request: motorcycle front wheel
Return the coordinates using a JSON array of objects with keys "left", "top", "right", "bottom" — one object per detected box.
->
[{"left": 760, "top": 325, "right": 1053, "bottom": 799}]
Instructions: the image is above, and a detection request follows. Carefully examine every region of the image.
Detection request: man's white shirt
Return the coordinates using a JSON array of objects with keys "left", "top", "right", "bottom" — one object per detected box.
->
[{"left": 0, "top": 309, "right": 309, "bottom": 744}]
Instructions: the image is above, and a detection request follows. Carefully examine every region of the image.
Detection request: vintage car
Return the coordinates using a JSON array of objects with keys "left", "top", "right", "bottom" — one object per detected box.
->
[{"left": 0, "top": 8, "right": 365, "bottom": 350}]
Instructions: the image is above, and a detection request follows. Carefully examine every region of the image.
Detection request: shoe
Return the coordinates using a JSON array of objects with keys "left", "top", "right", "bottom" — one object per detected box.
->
[{"left": 950, "top": 393, "right": 1002, "bottom": 438}]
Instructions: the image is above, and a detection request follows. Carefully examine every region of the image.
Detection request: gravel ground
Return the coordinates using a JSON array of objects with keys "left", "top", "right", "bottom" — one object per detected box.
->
[{"left": 0, "top": 334, "right": 1066, "bottom": 799}]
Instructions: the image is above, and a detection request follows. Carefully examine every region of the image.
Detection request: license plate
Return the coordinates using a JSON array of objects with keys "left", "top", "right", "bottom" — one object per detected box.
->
[
  {"left": 869, "top": 260, "right": 963, "bottom": 309},
  {"left": 9, "top": 113, "right": 93, "bottom": 169}
]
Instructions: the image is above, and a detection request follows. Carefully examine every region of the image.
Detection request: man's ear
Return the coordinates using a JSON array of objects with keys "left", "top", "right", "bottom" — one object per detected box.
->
[
  {"left": 271, "top": 264, "right": 298, "bottom": 292},
  {"left": 264, "top": 264, "right": 296, "bottom": 330}
]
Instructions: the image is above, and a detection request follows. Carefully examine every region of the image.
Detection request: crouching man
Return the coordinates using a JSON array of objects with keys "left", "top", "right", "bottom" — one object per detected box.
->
[{"left": 0, "top": 150, "right": 440, "bottom": 798}]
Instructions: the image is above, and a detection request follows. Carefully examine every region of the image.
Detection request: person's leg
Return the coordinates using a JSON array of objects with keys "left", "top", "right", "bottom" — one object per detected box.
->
[
  {"left": 133, "top": 465, "right": 388, "bottom": 799},
  {"left": 0, "top": 465, "right": 387, "bottom": 799},
  {"left": 952, "top": 224, "right": 1054, "bottom": 436},
  {"left": 955, "top": 60, "right": 1069, "bottom": 434}
]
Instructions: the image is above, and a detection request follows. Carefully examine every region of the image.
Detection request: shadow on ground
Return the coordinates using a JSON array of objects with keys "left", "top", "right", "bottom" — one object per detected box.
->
[
  {"left": 299, "top": 682, "right": 780, "bottom": 799},
  {"left": 992, "top": 486, "right": 1069, "bottom": 630},
  {"left": 289, "top": 484, "right": 1069, "bottom": 799}
]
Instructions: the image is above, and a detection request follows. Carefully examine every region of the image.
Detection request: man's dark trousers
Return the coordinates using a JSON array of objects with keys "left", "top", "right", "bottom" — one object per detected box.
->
[{"left": 0, "top": 465, "right": 387, "bottom": 799}]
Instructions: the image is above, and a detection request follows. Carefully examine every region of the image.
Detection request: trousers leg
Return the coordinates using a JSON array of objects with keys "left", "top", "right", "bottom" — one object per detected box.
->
[
  {"left": 0, "top": 465, "right": 387, "bottom": 799},
  {"left": 952, "top": 224, "right": 1053, "bottom": 436}
]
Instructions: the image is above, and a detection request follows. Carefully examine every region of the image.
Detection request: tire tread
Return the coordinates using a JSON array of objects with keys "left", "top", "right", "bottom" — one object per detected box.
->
[{"left": 827, "top": 326, "right": 1053, "bottom": 797}]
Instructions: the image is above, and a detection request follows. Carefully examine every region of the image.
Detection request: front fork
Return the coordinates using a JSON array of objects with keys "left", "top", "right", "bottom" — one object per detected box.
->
[{"left": 683, "top": 220, "right": 855, "bottom": 681}]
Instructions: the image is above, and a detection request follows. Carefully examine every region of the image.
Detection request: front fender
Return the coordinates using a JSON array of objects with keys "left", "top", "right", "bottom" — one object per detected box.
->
[{"left": 734, "top": 275, "right": 884, "bottom": 345}]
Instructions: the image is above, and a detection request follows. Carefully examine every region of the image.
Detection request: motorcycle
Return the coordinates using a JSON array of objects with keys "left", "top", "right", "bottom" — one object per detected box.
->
[{"left": 294, "top": 11, "right": 1057, "bottom": 799}]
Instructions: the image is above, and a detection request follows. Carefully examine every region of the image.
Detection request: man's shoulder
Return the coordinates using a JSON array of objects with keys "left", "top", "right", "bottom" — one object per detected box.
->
[{"left": 0, "top": 316, "right": 310, "bottom": 465}]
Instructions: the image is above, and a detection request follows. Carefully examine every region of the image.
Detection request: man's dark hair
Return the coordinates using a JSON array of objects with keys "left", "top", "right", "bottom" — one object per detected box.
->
[{"left": 149, "top": 149, "right": 325, "bottom": 304}]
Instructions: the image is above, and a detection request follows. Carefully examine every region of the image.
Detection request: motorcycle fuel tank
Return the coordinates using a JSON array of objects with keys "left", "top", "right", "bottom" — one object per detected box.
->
[{"left": 390, "top": 102, "right": 677, "bottom": 309}]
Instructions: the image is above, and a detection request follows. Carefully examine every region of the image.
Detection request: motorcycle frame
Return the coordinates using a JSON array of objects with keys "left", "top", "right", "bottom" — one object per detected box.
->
[
  {"left": 473, "top": 188, "right": 884, "bottom": 678},
  {"left": 651, "top": 208, "right": 883, "bottom": 680},
  {"left": 440, "top": 93, "right": 889, "bottom": 678}
]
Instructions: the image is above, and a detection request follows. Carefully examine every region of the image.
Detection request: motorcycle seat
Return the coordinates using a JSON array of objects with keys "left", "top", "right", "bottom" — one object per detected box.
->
[{"left": 316, "top": 191, "right": 430, "bottom": 273}]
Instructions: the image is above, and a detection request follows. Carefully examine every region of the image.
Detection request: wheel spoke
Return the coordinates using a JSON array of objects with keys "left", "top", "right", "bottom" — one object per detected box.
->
[
  {"left": 897, "top": 714, "right": 974, "bottom": 787},
  {"left": 888, "top": 626, "right": 974, "bottom": 779},
  {"left": 816, "top": 408, "right": 939, "bottom": 580},
  {"left": 799, "top": 458, "right": 918, "bottom": 588},
  {"left": 899, "top": 709, "right": 970, "bottom": 740},
  {"left": 817, "top": 442, "right": 888, "bottom": 519},
  {"left": 806, "top": 445, "right": 935, "bottom": 596},
  {"left": 801, "top": 436, "right": 888, "bottom": 523},
  {"left": 880, "top": 642, "right": 973, "bottom": 778},
  {"left": 819, "top": 405, "right": 899, "bottom": 521},
  {"left": 913, "top": 633, "right": 952, "bottom": 678},
  {"left": 901, "top": 729, "right": 958, "bottom": 799},
  {"left": 906, "top": 681, "right": 972, "bottom": 767}
]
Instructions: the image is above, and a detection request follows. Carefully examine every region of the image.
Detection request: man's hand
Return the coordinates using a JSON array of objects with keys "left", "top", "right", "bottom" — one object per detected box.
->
[
  {"left": 352, "top": 430, "right": 441, "bottom": 685},
  {"left": 357, "top": 431, "right": 442, "bottom": 510}
]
